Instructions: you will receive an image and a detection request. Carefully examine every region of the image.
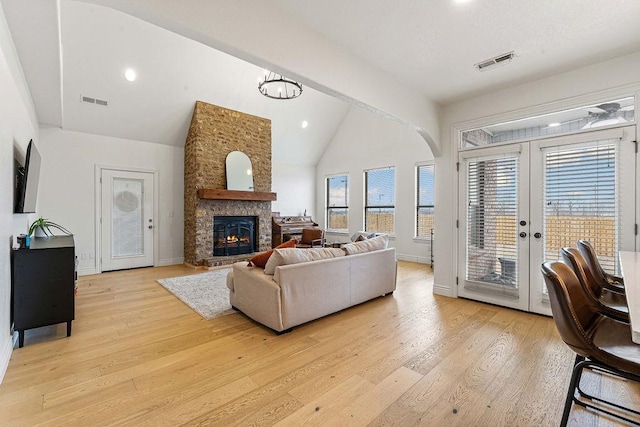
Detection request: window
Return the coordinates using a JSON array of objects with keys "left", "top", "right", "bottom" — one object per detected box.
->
[
  {"left": 460, "top": 96, "right": 635, "bottom": 149},
  {"left": 416, "top": 163, "right": 435, "bottom": 238},
  {"left": 365, "top": 167, "right": 395, "bottom": 234},
  {"left": 326, "top": 175, "right": 349, "bottom": 231}
]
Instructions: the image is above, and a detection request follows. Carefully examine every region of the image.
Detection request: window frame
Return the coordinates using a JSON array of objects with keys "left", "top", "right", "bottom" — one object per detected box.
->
[
  {"left": 364, "top": 166, "right": 396, "bottom": 235},
  {"left": 325, "top": 173, "right": 349, "bottom": 232},
  {"left": 416, "top": 162, "right": 435, "bottom": 239}
]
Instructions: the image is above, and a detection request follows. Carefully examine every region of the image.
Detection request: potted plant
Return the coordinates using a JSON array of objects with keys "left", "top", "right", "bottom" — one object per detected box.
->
[{"left": 29, "top": 217, "right": 72, "bottom": 238}]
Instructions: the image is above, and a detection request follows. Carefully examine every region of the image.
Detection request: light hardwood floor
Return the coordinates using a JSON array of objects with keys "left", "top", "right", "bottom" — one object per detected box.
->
[{"left": 1, "top": 261, "right": 639, "bottom": 426}]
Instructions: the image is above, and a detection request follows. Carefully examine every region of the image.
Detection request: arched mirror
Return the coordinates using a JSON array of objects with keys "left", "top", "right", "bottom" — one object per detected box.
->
[{"left": 226, "top": 151, "right": 254, "bottom": 191}]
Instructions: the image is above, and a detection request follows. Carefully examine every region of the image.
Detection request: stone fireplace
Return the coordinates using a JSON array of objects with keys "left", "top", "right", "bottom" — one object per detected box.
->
[{"left": 184, "top": 101, "right": 274, "bottom": 266}]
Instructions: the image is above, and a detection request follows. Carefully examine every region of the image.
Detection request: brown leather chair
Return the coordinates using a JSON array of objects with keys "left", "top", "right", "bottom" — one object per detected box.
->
[
  {"left": 296, "top": 228, "right": 324, "bottom": 248},
  {"left": 577, "top": 240, "right": 625, "bottom": 294},
  {"left": 541, "top": 261, "right": 640, "bottom": 426},
  {"left": 560, "top": 247, "right": 628, "bottom": 323}
]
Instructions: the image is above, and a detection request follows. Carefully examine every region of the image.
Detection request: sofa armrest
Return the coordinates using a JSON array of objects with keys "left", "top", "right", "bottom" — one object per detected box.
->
[{"left": 230, "top": 263, "right": 285, "bottom": 331}]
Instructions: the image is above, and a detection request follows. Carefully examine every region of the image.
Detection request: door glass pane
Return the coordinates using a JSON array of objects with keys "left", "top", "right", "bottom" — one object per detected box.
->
[
  {"left": 465, "top": 157, "right": 519, "bottom": 297},
  {"left": 112, "top": 178, "right": 144, "bottom": 257},
  {"left": 544, "top": 141, "right": 618, "bottom": 273}
]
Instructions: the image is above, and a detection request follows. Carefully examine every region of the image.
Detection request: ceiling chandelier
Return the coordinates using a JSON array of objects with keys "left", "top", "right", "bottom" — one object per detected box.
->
[{"left": 258, "top": 71, "right": 302, "bottom": 100}]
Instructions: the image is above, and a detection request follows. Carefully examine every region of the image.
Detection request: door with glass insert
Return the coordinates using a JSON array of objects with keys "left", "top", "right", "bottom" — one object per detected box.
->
[
  {"left": 458, "top": 126, "right": 635, "bottom": 315},
  {"left": 101, "top": 169, "right": 154, "bottom": 271},
  {"left": 529, "top": 127, "right": 636, "bottom": 314},
  {"left": 458, "top": 144, "right": 530, "bottom": 311}
]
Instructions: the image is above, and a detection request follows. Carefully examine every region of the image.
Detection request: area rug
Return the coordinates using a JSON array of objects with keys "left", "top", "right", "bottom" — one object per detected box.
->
[{"left": 157, "top": 268, "right": 235, "bottom": 320}]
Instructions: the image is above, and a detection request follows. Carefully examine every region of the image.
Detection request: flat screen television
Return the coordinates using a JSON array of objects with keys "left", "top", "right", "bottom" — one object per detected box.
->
[{"left": 14, "top": 139, "right": 41, "bottom": 214}]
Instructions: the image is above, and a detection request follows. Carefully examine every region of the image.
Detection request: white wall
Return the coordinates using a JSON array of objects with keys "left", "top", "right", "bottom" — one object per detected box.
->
[
  {"left": 435, "top": 52, "right": 640, "bottom": 297},
  {"left": 272, "top": 162, "right": 315, "bottom": 217},
  {"left": 317, "top": 106, "right": 434, "bottom": 263},
  {"left": 37, "top": 128, "right": 185, "bottom": 274},
  {"left": 0, "top": 3, "right": 39, "bottom": 382}
]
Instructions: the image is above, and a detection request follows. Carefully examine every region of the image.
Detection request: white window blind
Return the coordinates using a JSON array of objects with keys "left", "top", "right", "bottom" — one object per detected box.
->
[
  {"left": 466, "top": 157, "right": 519, "bottom": 294},
  {"left": 326, "top": 175, "right": 349, "bottom": 230},
  {"left": 416, "top": 163, "right": 435, "bottom": 237},
  {"left": 365, "top": 167, "right": 395, "bottom": 234},
  {"left": 112, "top": 178, "right": 144, "bottom": 257},
  {"left": 544, "top": 141, "right": 618, "bottom": 273}
]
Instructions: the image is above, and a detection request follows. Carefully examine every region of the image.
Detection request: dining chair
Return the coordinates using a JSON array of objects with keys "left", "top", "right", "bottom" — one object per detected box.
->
[
  {"left": 560, "top": 247, "right": 629, "bottom": 323},
  {"left": 541, "top": 261, "right": 640, "bottom": 426},
  {"left": 577, "top": 240, "right": 625, "bottom": 294}
]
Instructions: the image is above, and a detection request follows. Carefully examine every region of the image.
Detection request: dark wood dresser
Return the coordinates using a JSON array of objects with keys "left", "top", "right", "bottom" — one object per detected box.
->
[{"left": 11, "top": 235, "right": 75, "bottom": 347}]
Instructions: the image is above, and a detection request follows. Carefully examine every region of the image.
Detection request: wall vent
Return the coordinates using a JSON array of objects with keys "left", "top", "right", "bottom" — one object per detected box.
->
[
  {"left": 80, "top": 95, "right": 108, "bottom": 107},
  {"left": 475, "top": 51, "right": 515, "bottom": 72}
]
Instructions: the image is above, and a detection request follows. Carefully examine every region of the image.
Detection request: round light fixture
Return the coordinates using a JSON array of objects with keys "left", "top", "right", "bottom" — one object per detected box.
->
[
  {"left": 301, "top": 120, "right": 309, "bottom": 129},
  {"left": 124, "top": 68, "right": 137, "bottom": 82},
  {"left": 258, "top": 71, "right": 302, "bottom": 100}
]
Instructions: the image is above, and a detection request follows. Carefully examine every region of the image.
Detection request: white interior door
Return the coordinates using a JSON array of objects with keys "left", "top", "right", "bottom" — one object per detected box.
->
[
  {"left": 101, "top": 169, "right": 154, "bottom": 271},
  {"left": 459, "top": 126, "right": 636, "bottom": 315}
]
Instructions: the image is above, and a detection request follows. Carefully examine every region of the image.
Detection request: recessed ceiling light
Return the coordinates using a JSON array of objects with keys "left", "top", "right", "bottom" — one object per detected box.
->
[
  {"left": 301, "top": 120, "right": 308, "bottom": 129},
  {"left": 124, "top": 69, "right": 137, "bottom": 82},
  {"left": 548, "top": 122, "right": 561, "bottom": 127}
]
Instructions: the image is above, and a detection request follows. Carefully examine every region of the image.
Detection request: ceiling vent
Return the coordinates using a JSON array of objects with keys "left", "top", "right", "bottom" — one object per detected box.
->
[
  {"left": 80, "top": 95, "right": 109, "bottom": 107},
  {"left": 475, "top": 51, "right": 515, "bottom": 72}
]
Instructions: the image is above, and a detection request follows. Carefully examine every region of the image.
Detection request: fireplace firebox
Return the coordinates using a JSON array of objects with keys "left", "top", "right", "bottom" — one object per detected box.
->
[{"left": 213, "top": 216, "right": 257, "bottom": 256}]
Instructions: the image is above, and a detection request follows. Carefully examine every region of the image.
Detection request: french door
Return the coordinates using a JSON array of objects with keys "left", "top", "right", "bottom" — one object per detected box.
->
[
  {"left": 101, "top": 169, "right": 155, "bottom": 271},
  {"left": 458, "top": 126, "right": 636, "bottom": 315}
]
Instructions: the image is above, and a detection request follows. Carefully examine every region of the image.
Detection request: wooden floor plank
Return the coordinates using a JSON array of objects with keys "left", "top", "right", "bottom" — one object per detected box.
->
[{"left": 0, "top": 261, "right": 637, "bottom": 426}]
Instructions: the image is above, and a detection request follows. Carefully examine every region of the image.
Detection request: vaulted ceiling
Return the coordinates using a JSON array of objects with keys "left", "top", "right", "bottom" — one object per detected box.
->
[{"left": 3, "top": 0, "right": 640, "bottom": 166}]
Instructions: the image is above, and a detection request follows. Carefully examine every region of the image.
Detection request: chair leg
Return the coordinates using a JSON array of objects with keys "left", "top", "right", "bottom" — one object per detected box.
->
[
  {"left": 563, "top": 356, "right": 640, "bottom": 426},
  {"left": 562, "top": 354, "right": 585, "bottom": 427}
]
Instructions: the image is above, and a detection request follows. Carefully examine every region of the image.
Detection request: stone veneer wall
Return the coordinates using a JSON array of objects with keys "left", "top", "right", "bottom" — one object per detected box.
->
[{"left": 184, "top": 101, "right": 273, "bottom": 265}]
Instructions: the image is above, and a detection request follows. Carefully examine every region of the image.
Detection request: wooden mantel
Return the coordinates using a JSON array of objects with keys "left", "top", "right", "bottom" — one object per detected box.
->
[{"left": 197, "top": 189, "right": 277, "bottom": 201}]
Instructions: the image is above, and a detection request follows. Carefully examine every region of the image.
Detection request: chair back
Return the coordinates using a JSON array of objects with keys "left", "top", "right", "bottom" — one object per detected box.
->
[
  {"left": 577, "top": 240, "right": 614, "bottom": 286},
  {"left": 560, "top": 247, "right": 603, "bottom": 299},
  {"left": 541, "top": 262, "right": 600, "bottom": 357},
  {"left": 300, "top": 228, "right": 323, "bottom": 245}
]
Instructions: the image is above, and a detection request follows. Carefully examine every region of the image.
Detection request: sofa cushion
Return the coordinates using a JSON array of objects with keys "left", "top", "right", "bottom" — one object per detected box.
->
[
  {"left": 342, "top": 234, "right": 389, "bottom": 255},
  {"left": 249, "top": 239, "right": 296, "bottom": 268},
  {"left": 264, "top": 247, "right": 345, "bottom": 275}
]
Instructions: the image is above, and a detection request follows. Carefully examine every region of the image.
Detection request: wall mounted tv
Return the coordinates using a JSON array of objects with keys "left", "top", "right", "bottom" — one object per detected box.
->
[{"left": 14, "top": 139, "right": 41, "bottom": 214}]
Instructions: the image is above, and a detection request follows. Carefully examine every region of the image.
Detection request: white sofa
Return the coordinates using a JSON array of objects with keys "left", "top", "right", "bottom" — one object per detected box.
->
[{"left": 226, "top": 247, "right": 397, "bottom": 333}]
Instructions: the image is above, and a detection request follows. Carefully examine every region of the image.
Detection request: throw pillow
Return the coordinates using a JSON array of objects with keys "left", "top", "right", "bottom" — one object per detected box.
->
[
  {"left": 342, "top": 234, "right": 389, "bottom": 255},
  {"left": 264, "top": 247, "right": 345, "bottom": 275},
  {"left": 249, "top": 239, "right": 296, "bottom": 268}
]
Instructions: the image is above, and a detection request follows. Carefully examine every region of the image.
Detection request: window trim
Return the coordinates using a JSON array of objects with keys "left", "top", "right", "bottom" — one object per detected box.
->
[
  {"left": 416, "top": 161, "right": 435, "bottom": 240},
  {"left": 364, "top": 166, "right": 396, "bottom": 235},
  {"left": 325, "top": 173, "right": 349, "bottom": 232}
]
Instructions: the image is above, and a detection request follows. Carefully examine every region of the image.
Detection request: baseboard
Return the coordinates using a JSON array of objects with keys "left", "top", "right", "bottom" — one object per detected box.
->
[
  {"left": 158, "top": 257, "right": 184, "bottom": 267},
  {"left": 433, "top": 283, "right": 455, "bottom": 297},
  {"left": 0, "top": 334, "right": 14, "bottom": 384},
  {"left": 78, "top": 267, "right": 97, "bottom": 276},
  {"left": 396, "top": 253, "right": 430, "bottom": 264}
]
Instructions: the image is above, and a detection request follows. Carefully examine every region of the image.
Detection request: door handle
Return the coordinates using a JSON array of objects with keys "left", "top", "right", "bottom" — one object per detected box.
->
[
  {"left": 534, "top": 232, "right": 542, "bottom": 239},
  {"left": 519, "top": 232, "right": 527, "bottom": 238}
]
